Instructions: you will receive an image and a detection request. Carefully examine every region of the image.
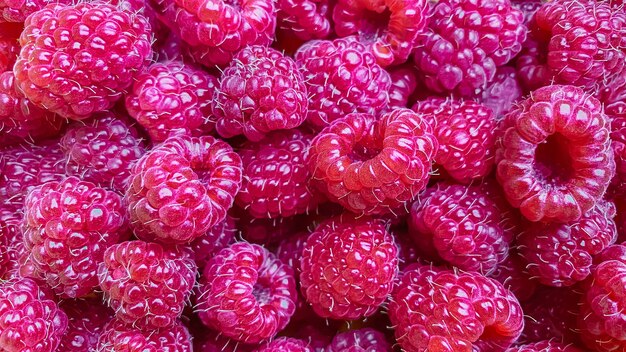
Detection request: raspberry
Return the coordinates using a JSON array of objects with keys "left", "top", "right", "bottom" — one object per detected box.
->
[
  {"left": 127, "top": 135, "right": 242, "bottom": 244},
  {"left": 413, "top": 0, "right": 527, "bottom": 96},
  {"left": 387, "top": 65, "right": 418, "bottom": 109},
  {"left": 392, "top": 228, "right": 422, "bottom": 270},
  {"left": 0, "top": 71, "right": 64, "bottom": 148},
  {"left": 237, "top": 212, "right": 307, "bottom": 245},
  {"left": 332, "top": 0, "right": 429, "bottom": 66},
  {"left": 300, "top": 215, "right": 398, "bottom": 320},
  {"left": 255, "top": 337, "right": 311, "bottom": 352},
  {"left": 488, "top": 251, "right": 537, "bottom": 302},
  {"left": 14, "top": 2, "right": 153, "bottom": 120},
  {"left": 412, "top": 97, "right": 497, "bottom": 183},
  {"left": 0, "top": 277, "right": 68, "bottom": 352},
  {"left": 308, "top": 109, "right": 437, "bottom": 216},
  {"left": 58, "top": 297, "right": 113, "bottom": 352},
  {"left": 191, "top": 214, "right": 236, "bottom": 269},
  {"left": 515, "top": 39, "right": 552, "bottom": 92},
  {"left": 596, "top": 244, "right": 626, "bottom": 264},
  {"left": 518, "top": 200, "right": 617, "bottom": 287},
  {"left": 496, "top": 85, "right": 614, "bottom": 223},
  {"left": 0, "top": 0, "right": 70, "bottom": 22},
  {"left": 480, "top": 67, "right": 523, "bottom": 118},
  {"left": 389, "top": 265, "right": 524, "bottom": 351},
  {"left": 276, "top": 0, "right": 332, "bottom": 40},
  {"left": 60, "top": 113, "right": 146, "bottom": 192},
  {"left": 23, "top": 177, "right": 128, "bottom": 298},
  {"left": 159, "top": 0, "right": 276, "bottom": 68},
  {"left": 275, "top": 231, "right": 309, "bottom": 278},
  {"left": 506, "top": 341, "right": 583, "bottom": 352},
  {"left": 0, "top": 25, "right": 19, "bottom": 73},
  {"left": 408, "top": 183, "right": 514, "bottom": 274},
  {"left": 98, "top": 240, "right": 197, "bottom": 329},
  {"left": 196, "top": 242, "right": 297, "bottom": 343},
  {"left": 326, "top": 328, "right": 390, "bottom": 352},
  {"left": 521, "top": 286, "right": 580, "bottom": 345},
  {"left": 295, "top": 37, "right": 391, "bottom": 129},
  {"left": 125, "top": 60, "right": 218, "bottom": 142},
  {"left": 96, "top": 318, "right": 192, "bottom": 352},
  {"left": 512, "top": 0, "right": 543, "bottom": 24},
  {"left": 193, "top": 328, "right": 254, "bottom": 352},
  {"left": 213, "top": 46, "right": 308, "bottom": 141}
]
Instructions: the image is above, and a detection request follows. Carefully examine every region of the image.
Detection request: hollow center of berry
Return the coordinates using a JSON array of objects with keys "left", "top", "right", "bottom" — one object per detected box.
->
[
  {"left": 350, "top": 143, "right": 382, "bottom": 161},
  {"left": 358, "top": 8, "right": 392, "bottom": 42},
  {"left": 534, "top": 133, "right": 575, "bottom": 185},
  {"left": 252, "top": 283, "right": 271, "bottom": 304}
]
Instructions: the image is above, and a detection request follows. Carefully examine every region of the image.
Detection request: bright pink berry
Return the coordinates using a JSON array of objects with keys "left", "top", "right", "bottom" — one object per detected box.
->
[
  {"left": 96, "top": 318, "right": 192, "bottom": 352},
  {"left": 387, "top": 65, "right": 419, "bottom": 109},
  {"left": 190, "top": 214, "right": 236, "bottom": 269},
  {"left": 14, "top": 2, "right": 153, "bottom": 120},
  {"left": 496, "top": 85, "right": 614, "bottom": 223},
  {"left": 59, "top": 297, "right": 113, "bottom": 352},
  {"left": 295, "top": 37, "right": 391, "bottom": 129},
  {"left": 507, "top": 341, "right": 583, "bottom": 352},
  {"left": 326, "top": 328, "right": 390, "bottom": 352},
  {"left": 480, "top": 67, "right": 523, "bottom": 118},
  {"left": 125, "top": 60, "right": 218, "bottom": 142},
  {"left": 255, "top": 337, "right": 311, "bottom": 352},
  {"left": 308, "top": 109, "right": 437, "bottom": 215},
  {"left": 0, "top": 0, "right": 70, "bottom": 22},
  {"left": 213, "top": 46, "right": 308, "bottom": 141},
  {"left": 276, "top": 0, "right": 332, "bottom": 40},
  {"left": 127, "top": 135, "right": 242, "bottom": 244},
  {"left": 98, "top": 240, "right": 197, "bottom": 329},
  {"left": 196, "top": 242, "right": 297, "bottom": 343}
]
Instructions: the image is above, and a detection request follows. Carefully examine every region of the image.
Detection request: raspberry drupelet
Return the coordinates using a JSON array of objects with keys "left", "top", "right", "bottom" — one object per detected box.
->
[
  {"left": 496, "top": 85, "right": 614, "bottom": 223},
  {"left": 127, "top": 135, "right": 242, "bottom": 244},
  {"left": 0, "top": 0, "right": 70, "bottom": 22},
  {"left": 387, "top": 65, "right": 419, "bottom": 109},
  {"left": 308, "top": 109, "right": 437, "bottom": 216},
  {"left": 95, "top": 318, "right": 192, "bottom": 352},
  {"left": 488, "top": 250, "right": 537, "bottom": 302},
  {"left": 58, "top": 297, "right": 113, "bottom": 352},
  {"left": 326, "top": 328, "right": 391, "bottom": 352},
  {"left": 255, "top": 337, "right": 311, "bottom": 352},
  {"left": 276, "top": 0, "right": 332, "bottom": 41},
  {"left": 506, "top": 341, "right": 583, "bottom": 352},
  {"left": 0, "top": 24, "right": 19, "bottom": 73},
  {"left": 480, "top": 67, "right": 524, "bottom": 119},
  {"left": 190, "top": 214, "right": 236, "bottom": 269}
]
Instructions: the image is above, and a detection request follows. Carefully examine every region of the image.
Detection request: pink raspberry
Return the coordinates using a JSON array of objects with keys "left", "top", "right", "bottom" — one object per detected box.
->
[
  {"left": 0, "top": 0, "right": 70, "bottom": 22},
  {"left": 237, "top": 129, "right": 322, "bottom": 219},
  {"left": 413, "top": 97, "right": 497, "bottom": 183},
  {"left": 213, "top": 46, "right": 308, "bottom": 141},
  {"left": 507, "top": 341, "right": 583, "bottom": 352},
  {"left": 159, "top": 0, "right": 276, "bottom": 68},
  {"left": 96, "top": 318, "right": 192, "bottom": 352},
  {"left": 515, "top": 39, "right": 552, "bottom": 92},
  {"left": 127, "top": 135, "right": 242, "bottom": 244},
  {"left": 521, "top": 286, "right": 580, "bottom": 345},
  {"left": 308, "top": 109, "right": 437, "bottom": 216},
  {"left": 387, "top": 65, "right": 419, "bottom": 109},
  {"left": 190, "top": 214, "right": 236, "bottom": 269},
  {"left": 326, "top": 328, "right": 390, "bottom": 352},
  {"left": 512, "top": 0, "right": 544, "bottom": 24},
  {"left": 98, "top": 240, "right": 197, "bottom": 329},
  {"left": 480, "top": 67, "right": 523, "bottom": 118},
  {"left": 409, "top": 183, "right": 514, "bottom": 274},
  {"left": 125, "top": 60, "right": 218, "bottom": 142},
  {"left": 60, "top": 113, "right": 146, "bottom": 192},
  {"left": 0, "top": 277, "right": 68, "bottom": 352},
  {"left": 295, "top": 37, "right": 391, "bottom": 129},
  {"left": 23, "top": 177, "right": 128, "bottom": 298},
  {"left": 496, "top": 85, "right": 614, "bottom": 223},
  {"left": 196, "top": 242, "right": 297, "bottom": 343},
  {"left": 0, "top": 24, "right": 19, "bottom": 73},
  {"left": 389, "top": 265, "right": 524, "bottom": 351},
  {"left": 13, "top": 2, "right": 153, "bottom": 120},
  {"left": 332, "top": 0, "right": 429, "bottom": 66},
  {"left": 488, "top": 251, "right": 537, "bottom": 302},
  {"left": 300, "top": 215, "right": 398, "bottom": 320},
  {"left": 414, "top": 0, "right": 527, "bottom": 96},
  {"left": 275, "top": 231, "right": 309, "bottom": 278},
  {"left": 255, "top": 337, "right": 311, "bottom": 352},
  {"left": 276, "top": 0, "right": 332, "bottom": 40},
  {"left": 59, "top": 297, "right": 113, "bottom": 352}
]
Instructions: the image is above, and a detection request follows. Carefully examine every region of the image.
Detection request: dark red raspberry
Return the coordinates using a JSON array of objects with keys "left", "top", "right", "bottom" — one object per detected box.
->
[
  {"left": 60, "top": 113, "right": 146, "bottom": 192},
  {"left": 275, "top": 231, "right": 309, "bottom": 278},
  {"left": 213, "top": 46, "right": 307, "bottom": 142},
  {"left": 196, "top": 242, "right": 297, "bottom": 343},
  {"left": 512, "top": 0, "right": 544, "bottom": 24},
  {"left": 191, "top": 214, "right": 236, "bottom": 269},
  {"left": 326, "top": 328, "right": 390, "bottom": 352},
  {"left": 521, "top": 286, "right": 580, "bottom": 345},
  {"left": 96, "top": 318, "right": 192, "bottom": 352},
  {"left": 295, "top": 37, "right": 391, "bottom": 129},
  {"left": 127, "top": 135, "right": 242, "bottom": 244},
  {"left": 333, "top": 0, "right": 428, "bottom": 66},
  {"left": 0, "top": 71, "right": 64, "bottom": 147},
  {"left": 125, "top": 60, "right": 218, "bottom": 142},
  {"left": 59, "top": 297, "right": 113, "bottom": 352},
  {"left": 237, "top": 212, "right": 308, "bottom": 245},
  {"left": 14, "top": 2, "right": 153, "bottom": 120},
  {"left": 596, "top": 244, "right": 626, "bottom": 264},
  {"left": 308, "top": 109, "right": 437, "bottom": 215},
  {"left": 518, "top": 200, "right": 617, "bottom": 287},
  {"left": 389, "top": 265, "right": 524, "bottom": 351},
  {"left": 159, "top": 0, "right": 276, "bottom": 68},
  {"left": 255, "top": 337, "right": 311, "bottom": 352},
  {"left": 507, "top": 341, "right": 583, "bottom": 352},
  {"left": 300, "top": 215, "right": 398, "bottom": 320},
  {"left": 0, "top": 25, "right": 18, "bottom": 73},
  {"left": 277, "top": 0, "right": 332, "bottom": 40},
  {"left": 413, "top": 97, "right": 497, "bottom": 183},
  {"left": 488, "top": 251, "right": 537, "bottom": 302},
  {"left": 0, "top": 0, "right": 70, "bottom": 22},
  {"left": 23, "top": 177, "right": 128, "bottom": 298},
  {"left": 98, "top": 240, "right": 197, "bottom": 329},
  {"left": 413, "top": 0, "right": 527, "bottom": 96},
  {"left": 387, "top": 65, "right": 418, "bottom": 109},
  {"left": 193, "top": 327, "right": 254, "bottom": 352},
  {"left": 480, "top": 67, "right": 523, "bottom": 118},
  {"left": 0, "top": 277, "right": 68, "bottom": 352},
  {"left": 391, "top": 228, "right": 422, "bottom": 270},
  {"left": 496, "top": 85, "right": 614, "bottom": 223}
]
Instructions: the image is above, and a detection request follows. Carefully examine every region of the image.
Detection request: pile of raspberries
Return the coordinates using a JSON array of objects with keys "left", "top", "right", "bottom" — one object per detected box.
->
[{"left": 1, "top": 0, "right": 626, "bottom": 351}]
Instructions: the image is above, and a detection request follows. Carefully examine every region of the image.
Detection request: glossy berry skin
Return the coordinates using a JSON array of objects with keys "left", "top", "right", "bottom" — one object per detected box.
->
[
  {"left": 127, "top": 135, "right": 242, "bottom": 244},
  {"left": 59, "top": 297, "right": 113, "bottom": 352},
  {"left": 237, "top": 129, "right": 322, "bottom": 219},
  {"left": 196, "top": 242, "right": 297, "bottom": 343},
  {"left": 309, "top": 109, "right": 437, "bottom": 216},
  {"left": 326, "top": 328, "right": 390, "bottom": 352},
  {"left": 0, "top": 0, "right": 70, "bottom": 22},
  {"left": 388, "top": 65, "right": 418, "bottom": 109},
  {"left": 409, "top": 183, "right": 514, "bottom": 275},
  {"left": 213, "top": 46, "right": 308, "bottom": 141},
  {"left": 496, "top": 85, "right": 614, "bottom": 223},
  {"left": 0, "top": 277, "right": 68, "bottom": 352},
  {"left": 413, "top": 97, "right": 497, "bottom": 183},
  {"left": 414, "top": 0, "right": 527, "bottom": 96},
  {"left": 95, "top": 318, "right": 192, "bottom": 352},
  {"left": 506, "top": 341, "right": 583, "bottom": 352},
  {"left": 300, "top": 215, "right": 398, "bottom": 320},
  {"left": 389, "top": 265, "right": 524, "bottom": 352},
  {"left": 60, "top": 113, "right": 146, "bottom": 192},
  {"left": 14, "top": 3, "right": 152, "bottom": 120},
  {"left": 488, "top": 252, "right": 537, "bottom": 302},
  {"left": 276, "top": 0, "right": 332, "bottom": 40},
  {"left": 98, "top": 240, "right": 197, "bottom": 329},
  {"left": 333, "top": 0, "right": 429, "bottom": 66},
  {"left": 190, "top": 214, "right": 236, "bottom": 269},
  {"left": 295, "top": 37, "right": 391, "bottom": 129},
  {"left": 255, "top": 337, "right": 311, "bottom": 352},
  {"left": 480, "top": 67, "right": 523, "bottom": 118}
]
